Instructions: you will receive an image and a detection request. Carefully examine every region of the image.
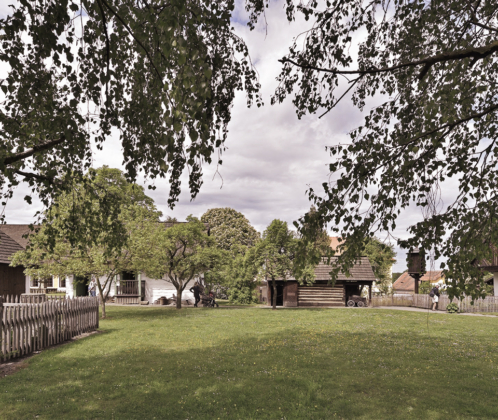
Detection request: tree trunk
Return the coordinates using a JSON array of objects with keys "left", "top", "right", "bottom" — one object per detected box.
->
[
  {"left": 272, "top": 277, "right": 277, "bottom": 310},
  {"left": 96, "top": 278, "right": 106, "bottom": 319},
  {"left": 176, "top": 286, "right": 183, "bottom": 309}
]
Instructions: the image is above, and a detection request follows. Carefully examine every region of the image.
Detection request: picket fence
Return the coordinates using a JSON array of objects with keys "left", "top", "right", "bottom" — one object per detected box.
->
[
  {"left": 371, "top": 294, "right": 498, "bottom": 313},
  {"left": 1, "top": 295, "right": 99, "bottom": 362}
]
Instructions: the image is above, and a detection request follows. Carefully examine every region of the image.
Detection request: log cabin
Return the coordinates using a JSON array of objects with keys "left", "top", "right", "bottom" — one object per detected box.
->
[{"left": 264, "top": 256, "right": 377, "bottom": 307}]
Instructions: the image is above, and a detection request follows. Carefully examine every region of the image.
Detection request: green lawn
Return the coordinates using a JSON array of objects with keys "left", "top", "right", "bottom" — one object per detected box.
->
[{"left": 1, "top": 307, "right": 498, "bottom": 419}]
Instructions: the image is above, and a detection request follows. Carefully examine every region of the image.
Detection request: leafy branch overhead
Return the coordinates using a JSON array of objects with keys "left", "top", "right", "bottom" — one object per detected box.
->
[
  {"left": 0, "top": 0, "right": 261, "bottom": 211},
  {"left": 247, "top": 0, "right": 498, "bottom": 299}
]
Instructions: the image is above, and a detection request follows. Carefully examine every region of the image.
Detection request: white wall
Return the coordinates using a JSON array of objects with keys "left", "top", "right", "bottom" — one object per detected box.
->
[
  {"left": 92, "top": 273, "right": 199, "bottom": 303},
  {"left": 66, "top": 275, "right": 75, "bottom": 298},
  {"left": 25, "top": 275, "right": 30, "bottom": 294},
  {"left": 494, "top": 273, "right": 498, "bottom": 297},
  {"left": 142, "top": 273, "right": 197, "bottom": 303}
]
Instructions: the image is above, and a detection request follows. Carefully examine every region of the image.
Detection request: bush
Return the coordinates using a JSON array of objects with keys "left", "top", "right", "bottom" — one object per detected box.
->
[{"left": 446, "top": 302, "right": 459, "bottom": 313}]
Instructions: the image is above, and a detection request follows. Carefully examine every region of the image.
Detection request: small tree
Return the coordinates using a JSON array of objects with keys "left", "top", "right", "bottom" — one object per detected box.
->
[
  {"left": 363, "top": 238, "right": 396, "bottom": 296},
  {"left": 133, "top": 217, "right": 223, "bottom": 309},
  {"left": 216, "top": 245, "right": 259, "bottom": 304},
  {"left": 255, "top": 220, "right": 298, "bottom": 310}
]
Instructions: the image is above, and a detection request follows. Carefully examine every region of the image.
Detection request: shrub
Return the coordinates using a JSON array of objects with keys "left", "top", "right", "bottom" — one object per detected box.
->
[{"left": 446, "top": 303, "right": 459, "bottom": 313}]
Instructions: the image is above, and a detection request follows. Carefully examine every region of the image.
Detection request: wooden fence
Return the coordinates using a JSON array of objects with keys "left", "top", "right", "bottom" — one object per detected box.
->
[
  {"left": 1, "top": 295, "right": 99, "bottom": 362},
  {"left": 372, "top": 294, "right": 498, "bottom": 313}
]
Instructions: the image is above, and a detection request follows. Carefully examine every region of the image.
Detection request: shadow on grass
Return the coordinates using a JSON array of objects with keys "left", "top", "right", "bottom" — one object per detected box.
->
[{"left": 1, "top": 307, "right": 497, "bottom": 419}]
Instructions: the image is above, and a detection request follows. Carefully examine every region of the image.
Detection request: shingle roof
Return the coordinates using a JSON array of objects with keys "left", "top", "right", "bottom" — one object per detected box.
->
[
  {"left": 0, "top": 224, "right": 35, "bottom": 248},
  {"left": 315, "top": 256, "right": 376, "bottom": 281},
  {"left": 393, "top": 271, "right": 445, "bottom": 292},
  {"left": 0, "top": 230, "right": 25, "bottom": 264},
  {"left": 273, "top": 256, "right": 376, "bottom": 282}
]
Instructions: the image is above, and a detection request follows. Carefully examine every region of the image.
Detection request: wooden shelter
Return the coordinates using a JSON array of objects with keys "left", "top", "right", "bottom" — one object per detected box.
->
[
  {"left": 265, "top": 257, "right": 376, "bottom": 307},
  {"left": 0, "top": 226, "right": 30, "bottom": 296}
]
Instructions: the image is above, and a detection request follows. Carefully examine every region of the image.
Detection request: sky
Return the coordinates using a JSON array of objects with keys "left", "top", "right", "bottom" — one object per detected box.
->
[{"left": 0, "top": 1, "right": 450, "bottom": 273}]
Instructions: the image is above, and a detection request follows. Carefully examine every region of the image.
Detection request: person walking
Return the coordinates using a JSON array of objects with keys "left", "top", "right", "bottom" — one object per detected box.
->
[
  {"left": 430, "top": 285, "right": 440, "bottom": 311},
  {"left": 189, "top": 282, "right": 201, "bottom": 307},
  {"left": 88, "top": 278, "right": 97, "bottom": 297}
]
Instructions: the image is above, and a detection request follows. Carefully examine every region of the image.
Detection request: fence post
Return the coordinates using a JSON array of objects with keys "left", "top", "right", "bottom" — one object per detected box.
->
[{"left": 0, "top": 296, "right": 3, "bottom": 362}]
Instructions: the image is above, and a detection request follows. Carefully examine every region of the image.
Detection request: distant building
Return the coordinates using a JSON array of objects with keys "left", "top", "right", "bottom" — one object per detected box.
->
[
  {"left": 263, "top": 257, "right": 377, "bottom": 307},
  {"left": 392, "top": 271, "right": 445, "bottom": 294}
]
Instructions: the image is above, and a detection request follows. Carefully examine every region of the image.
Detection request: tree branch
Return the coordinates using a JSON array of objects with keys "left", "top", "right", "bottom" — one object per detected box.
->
[
  {"left": 473, "top": 20, "right": 498, "bottom": 33},
  {"left": 280, "top": 40, "right": 498, "bottom": 77},
  {"left": 96, "top": 0, "right": 111, "bottom": 102},
  {"left": 99, "top": 0, "right": 162, "bottom": 82},
  {"left": 3, "top": 136, "right": 66, "bottom": 165},
  {"left": 14, "top": 170, "right": 61, "bottom": 184}
]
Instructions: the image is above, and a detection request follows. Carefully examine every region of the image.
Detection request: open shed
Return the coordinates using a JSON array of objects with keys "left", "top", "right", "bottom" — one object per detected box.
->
[{"left": 265, "top": 256, "right": 376, "bottom": 307}]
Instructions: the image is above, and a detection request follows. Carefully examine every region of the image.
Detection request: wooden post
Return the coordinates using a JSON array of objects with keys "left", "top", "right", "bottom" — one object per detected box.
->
[
  {"left": 137, "top": 272, "right": 142, "bottom": 302},
  {"left": 0, "top": 296, "right": 3, "bottom": 362},
  {"left": 414, "top": 274, "right": 419, "bottom": 294},
  {"left": 368, "top": 284, "right": 372, "bottom": 304},
  {"left": 114, "top": 274, "right": 118, "bottom": 297}
]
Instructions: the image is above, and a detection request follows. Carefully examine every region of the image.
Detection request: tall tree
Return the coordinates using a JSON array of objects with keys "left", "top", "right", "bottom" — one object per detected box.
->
[
  {"left": 200, "top": 208, "right": 260, "bottom": 302},
  {"left": 0, "top": 1, "right": 261, "bottom": 215},
  {"left": 11, "top": 167, "right": 161, "bottom": 318},
  {"left": 200, "top": 208, "right": 260, "bottom": 251},
  {"left": 132, "top": 216, "right": 224, "bottom": 309},
  {"left": 246, "top": 0, "right": 498, "bottom": 299}
]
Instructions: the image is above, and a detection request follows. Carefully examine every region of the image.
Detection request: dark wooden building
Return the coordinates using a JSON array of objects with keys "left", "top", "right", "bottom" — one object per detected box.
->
[
  {"left": 0, "top": 227, "right": 28, "bottom": 296},
  {"left": 265, "top": 256, "right": 377, "bottom": 307}
]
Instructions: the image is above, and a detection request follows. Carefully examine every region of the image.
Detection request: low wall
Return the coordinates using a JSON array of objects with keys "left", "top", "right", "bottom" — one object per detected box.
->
[{"left": 372, "top": 294, "right": 498, "bottom": 313}]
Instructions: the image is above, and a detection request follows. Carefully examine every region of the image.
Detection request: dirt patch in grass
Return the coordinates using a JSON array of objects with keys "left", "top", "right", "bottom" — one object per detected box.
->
[
  {"left": 0, "top": 330, "right": 102, "bottom": 379},
  {"left": 0, "top": 360, "right": 28, "bottom": 378}
]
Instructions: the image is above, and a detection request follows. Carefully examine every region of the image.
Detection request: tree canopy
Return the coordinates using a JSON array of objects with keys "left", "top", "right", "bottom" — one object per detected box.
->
[
  {"left": 200, "top": 207, "right": 260, "bottom": 251},
  {"left": 0, "top": 0, "right": 261, "bottom": 213},
  {"left": 245, "top": 0, "right": 498, "bottom": 299},
  {"left": 11, "top": 167, "right": 161, "bottom": 318},
  {"left": 132, "top": 216, "right": 224, "bottom": 309}
]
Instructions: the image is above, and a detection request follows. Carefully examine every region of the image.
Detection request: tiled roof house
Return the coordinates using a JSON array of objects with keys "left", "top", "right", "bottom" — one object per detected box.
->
[{"left": 393, "top": 271, "right": 445, "bottom": 294}]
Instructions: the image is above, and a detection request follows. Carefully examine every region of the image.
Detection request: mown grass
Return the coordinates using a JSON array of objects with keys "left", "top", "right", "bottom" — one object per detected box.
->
[{"left": 0, "top": 307, "right": 497, "bottom": 419}]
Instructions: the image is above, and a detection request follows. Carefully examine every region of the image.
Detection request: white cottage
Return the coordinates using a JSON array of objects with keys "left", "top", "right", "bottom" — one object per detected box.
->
[{"left": 24, "top": 221, "right": 209, "bottom": 304}]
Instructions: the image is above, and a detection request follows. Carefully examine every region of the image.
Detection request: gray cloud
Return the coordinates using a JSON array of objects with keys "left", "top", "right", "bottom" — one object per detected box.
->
[{"left": 3, "top": 1, "right": 451, "bottom": 273}]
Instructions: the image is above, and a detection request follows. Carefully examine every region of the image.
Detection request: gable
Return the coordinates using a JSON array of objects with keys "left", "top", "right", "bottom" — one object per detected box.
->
[{"left": 0, "top": 230, "right": 25, "bottom": 264}]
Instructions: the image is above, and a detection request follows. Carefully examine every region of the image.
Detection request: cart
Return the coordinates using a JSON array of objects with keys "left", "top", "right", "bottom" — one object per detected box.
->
[{"left": 346, "top": 295, "right": 368, "bottom": 307}]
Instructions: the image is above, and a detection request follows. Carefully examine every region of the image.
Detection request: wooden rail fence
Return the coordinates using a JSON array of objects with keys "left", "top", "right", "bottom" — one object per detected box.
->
[
  {"left": 372, "top": 294, "right": 498, "bottom": 313},
  {"left": 1, "top": 295, "right": 99, "bottom": 362}
]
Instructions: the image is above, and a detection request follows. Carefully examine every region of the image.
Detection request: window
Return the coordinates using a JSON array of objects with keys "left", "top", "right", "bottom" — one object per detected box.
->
[
  {"left": 122, "top": 271, "right": 136, "bottom": 281},
  {"left": 32, "top": 278, "right": 53, "bottom": 287},
  {"left": 60, "top": 277, "right": 66, "bottom": 288}
]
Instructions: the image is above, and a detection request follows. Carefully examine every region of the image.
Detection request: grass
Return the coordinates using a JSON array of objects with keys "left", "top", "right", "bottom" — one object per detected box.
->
[{"left": 1, "top": 307, "right": 498, "bottom": 419}]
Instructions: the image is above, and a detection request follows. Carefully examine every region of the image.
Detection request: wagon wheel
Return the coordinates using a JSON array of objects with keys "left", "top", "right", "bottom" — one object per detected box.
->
[
  {"left": 357, "top": 301, "right": 365, "bottom": 308},
  {"left": 347, "top": 300, "right": 356, "bottom": 307}
]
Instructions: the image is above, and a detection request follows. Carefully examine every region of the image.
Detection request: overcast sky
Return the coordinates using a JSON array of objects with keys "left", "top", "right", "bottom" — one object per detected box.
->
[{"left": 0, "top": 1, "right": 451, "bottom": 273}]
